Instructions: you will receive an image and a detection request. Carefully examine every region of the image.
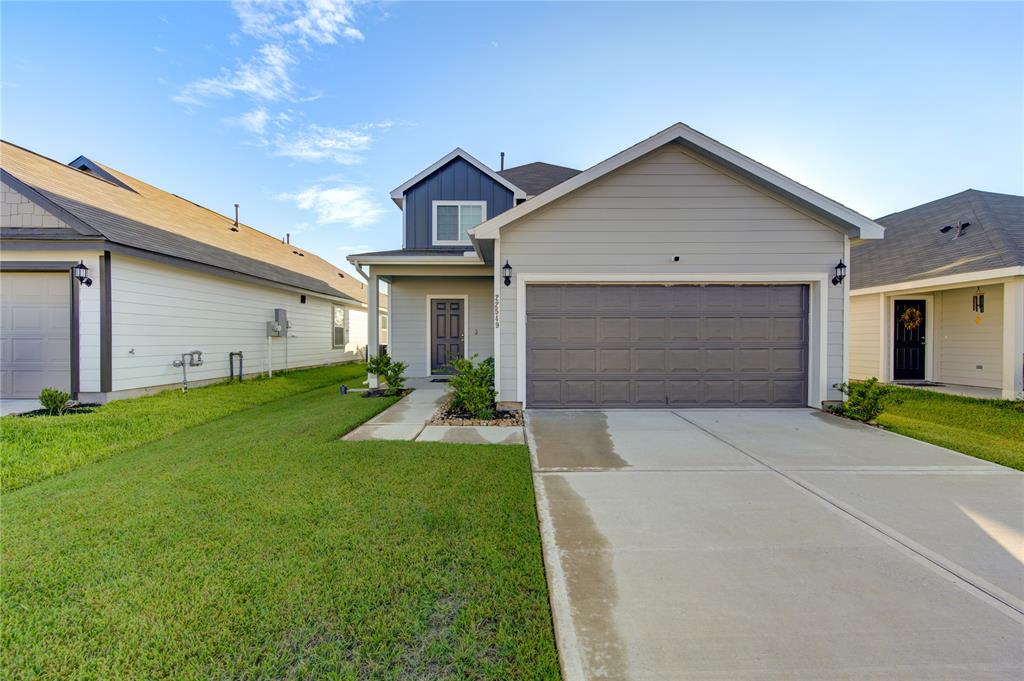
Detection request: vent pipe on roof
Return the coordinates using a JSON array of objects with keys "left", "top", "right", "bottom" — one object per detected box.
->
[
  {"left": 232, "top": 204, "right": 239, "bottom": 232},
  {"left": 500, "top": 152, "right": 505, "bottom": 170},
  {"left": 286, "top": 233, "right": 290, "bottom": 244}
]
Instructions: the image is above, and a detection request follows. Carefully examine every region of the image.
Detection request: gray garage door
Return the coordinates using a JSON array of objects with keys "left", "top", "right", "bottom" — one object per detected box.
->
[
  {"left": 525, "top": 284, "right": 808, "bottom": 408},
  {"left": 0, "top": 272, "right": 71, "bottom": 398}
]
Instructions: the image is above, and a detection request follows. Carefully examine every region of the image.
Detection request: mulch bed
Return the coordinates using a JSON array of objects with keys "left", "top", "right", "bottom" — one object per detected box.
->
[
  {"left": 429, "top": 396, "right": 524, "bottom": 427},
  {"left": 360, "top": 388, "right": 412, "bottom": 399},
  {"left": 15, "top": 404, "right": 101, "bottom": 418}
]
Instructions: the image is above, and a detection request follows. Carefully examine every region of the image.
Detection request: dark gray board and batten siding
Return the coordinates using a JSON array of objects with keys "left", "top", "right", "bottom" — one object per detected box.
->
[{"left": 403, "top": 157, "right": 514, "bottom": 249}]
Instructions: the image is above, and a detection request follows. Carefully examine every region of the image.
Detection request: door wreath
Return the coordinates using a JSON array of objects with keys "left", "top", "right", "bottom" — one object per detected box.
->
[{"left": 899, "top": 307, "right": 923, "bottom": 331}]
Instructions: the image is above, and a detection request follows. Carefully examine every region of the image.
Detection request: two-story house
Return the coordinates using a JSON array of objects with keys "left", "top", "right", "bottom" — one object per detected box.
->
[{"left": 349, "top": 123, "right": 886, "bottom": 409}]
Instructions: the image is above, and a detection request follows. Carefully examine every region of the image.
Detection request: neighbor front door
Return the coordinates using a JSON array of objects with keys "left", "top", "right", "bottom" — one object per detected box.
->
[
  {"left": 893, "top": 300, "right": 926, "bottom": 381},
  {"left": 431, "top": 299, "right": 464, "bottom": 373}
]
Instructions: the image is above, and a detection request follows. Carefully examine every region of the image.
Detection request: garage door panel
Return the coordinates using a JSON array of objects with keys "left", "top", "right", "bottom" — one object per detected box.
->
[
  {"left": 563, "top": 317, "right": 597, "bottom": 342},
  {"left": 525, "top": 284, "right": 808, "bottom": 408},
  {"left": 633, "top": 317, "right": 667, "bottom": 341},
  {"left": 564, "top": 349, "right": 596, "bottom": 372},
  {"left": 634, "top": 349, "right": 666, "bottom": 372},
  {"left": 667, "top": 380, "right": 702, "bottom": 405},
  {"left": 634, "top": 380, "right": 666, "bottom": 405},
  {"left": 599, "top": 348, "right": 631, "bottom": 373},
  {"left": 704, "top": 317, "right": 738, "bottom": 339}
]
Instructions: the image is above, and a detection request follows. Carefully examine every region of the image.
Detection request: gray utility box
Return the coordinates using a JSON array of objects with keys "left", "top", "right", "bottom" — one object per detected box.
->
[{"left": 267, "top": 308, "right": 289, "bottom": 337}]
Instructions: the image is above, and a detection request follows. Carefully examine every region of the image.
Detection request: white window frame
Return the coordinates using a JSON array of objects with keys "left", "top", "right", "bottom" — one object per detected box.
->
[
  {"left": 332, "top": 304, "right": 347, "bottom": 349},
  {"left": 431, "top": 200, "right": 487, "bottom": 246}
]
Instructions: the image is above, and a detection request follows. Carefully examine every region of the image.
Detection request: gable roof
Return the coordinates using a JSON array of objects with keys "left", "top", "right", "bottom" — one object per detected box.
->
[
  {"left": 471, "top": 122, "right": 885, "bottom": 240},
  {"left": 851, "top": 189, "right": 1024, "bottom": 290},
  {"left": 1, "top": 140, "right": 381, "bottom": 306},
  {"left": 497, "top": 162, "right": 581, "bottom": 196},
  {"left": 389, "top": 147, "right": 526, "bottom": 208}
]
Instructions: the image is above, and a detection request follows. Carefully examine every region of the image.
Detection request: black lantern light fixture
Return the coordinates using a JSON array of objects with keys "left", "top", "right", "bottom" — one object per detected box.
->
[
  {"left": 502, "top": 259, "right": 512, "bottom": 287},
  {"left": 831, "top": 259, "right": 847, "bottom": 286},
  {"left": 72, "top": 260, "right": 92, "bottom": 287}
]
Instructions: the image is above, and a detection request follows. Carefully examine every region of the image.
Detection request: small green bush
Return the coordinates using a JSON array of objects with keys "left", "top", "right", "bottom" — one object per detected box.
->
[
  {"left": 38, "top": 387, "right": 71, "bottom": 416},
  {"left": 832, "top": 378, "right": 901, "bottom": 423},
  {"left": 449, "top": 355, "right": 497, "bottom": 420},
  {"left": 366, "top": 354, "right": 408, "bottom": 396}
]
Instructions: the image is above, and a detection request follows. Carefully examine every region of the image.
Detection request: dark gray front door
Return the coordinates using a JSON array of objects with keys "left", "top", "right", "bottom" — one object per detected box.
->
[
  {"left": 431, "top": 298, "right": 464, "bottom": 373},
  {"left": 525, "top": 284, "right": 808, "bottom": 408},
  {"left": 893, "top": 300, "right": 926, "bottom": 381}
]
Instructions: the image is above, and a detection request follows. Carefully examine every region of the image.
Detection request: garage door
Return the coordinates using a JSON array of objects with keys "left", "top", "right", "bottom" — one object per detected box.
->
[
  {"left": 525, "top": 284, "right": 808, "bottom": 408},
  {"left": 0, "top": 272, "right": 71, "bottom": 398}
]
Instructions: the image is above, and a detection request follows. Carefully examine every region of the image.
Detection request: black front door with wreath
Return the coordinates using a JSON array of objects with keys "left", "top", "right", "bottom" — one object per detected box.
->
[{"left": 894, "top": 300, "right": 926, "bottom": 380}]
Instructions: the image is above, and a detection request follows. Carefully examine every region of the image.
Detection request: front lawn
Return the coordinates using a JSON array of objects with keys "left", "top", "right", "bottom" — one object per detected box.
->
[
  {"left": 1, "top": 362, "right": 369, "bottom": 491},
  {"left": 1, "top": 382, "right": 559, "bottom": 678},
  {"left": 877, "top": 387, "right": 1024, "bottom": 471}
]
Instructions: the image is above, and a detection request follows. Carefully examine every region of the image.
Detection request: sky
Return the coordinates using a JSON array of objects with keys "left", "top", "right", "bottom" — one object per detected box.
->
[{"left": 2, "top": 1, "right": 1021, "bottom": 276}]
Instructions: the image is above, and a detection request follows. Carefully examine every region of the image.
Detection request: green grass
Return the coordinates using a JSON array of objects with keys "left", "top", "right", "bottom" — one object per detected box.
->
[
  {"left": 877, "top": 386, "right": 1024, "bottom": 471},
  {"left": 1, "top": 362, "right": 369, "bottom": 491},
  {"left": 1, "top": 382, "right": 560, "bottom": 679}
]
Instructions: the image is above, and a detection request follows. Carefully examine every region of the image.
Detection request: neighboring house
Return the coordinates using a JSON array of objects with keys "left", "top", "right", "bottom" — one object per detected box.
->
[
  {"left": 350, "top": 122, "right": 884, "bottom": 408},
  {"left": 0, "top": 141, "right": 387, "bottom": 403},
  {"left": 849, "top": 190, "right": 1023, "bottom": 399}
]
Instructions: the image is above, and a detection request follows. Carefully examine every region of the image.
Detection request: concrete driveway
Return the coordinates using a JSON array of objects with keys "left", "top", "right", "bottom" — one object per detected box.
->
[{"left": 527, "top": 409, "right": 1024, "bottom": 680}]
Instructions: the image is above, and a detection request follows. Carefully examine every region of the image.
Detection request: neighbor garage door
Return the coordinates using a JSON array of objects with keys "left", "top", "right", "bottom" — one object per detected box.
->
[
  {"left": 0, "top": 272, "right": 72, "bottom": 398},
  {"left": 525, "top": 284, "right": 808, "bottom": 408}
]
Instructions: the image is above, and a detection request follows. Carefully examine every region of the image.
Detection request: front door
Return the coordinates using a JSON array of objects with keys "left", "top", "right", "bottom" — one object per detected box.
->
[
  {"left": 431, "top": 299, "right": 464, "bottom": 373},
  {"left": 893, "top": 300, "right": 926, "bottom": 381}
]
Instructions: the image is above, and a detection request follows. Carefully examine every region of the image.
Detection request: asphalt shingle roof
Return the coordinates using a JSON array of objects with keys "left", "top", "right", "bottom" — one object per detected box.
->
[
  {"left": 1, "top": 140, "right": 380, "bottom": 305},
  {"left": 851, "top": 189, "right": 1024, "bottom": 290},
  {"left": 498, "top": 162, "right": 580, "bottom": 196}
]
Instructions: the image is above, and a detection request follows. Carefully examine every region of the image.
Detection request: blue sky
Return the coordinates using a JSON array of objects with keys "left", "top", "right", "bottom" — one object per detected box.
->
[{"left": 3, "top": 1, "right": 1021, "bottom": 275}]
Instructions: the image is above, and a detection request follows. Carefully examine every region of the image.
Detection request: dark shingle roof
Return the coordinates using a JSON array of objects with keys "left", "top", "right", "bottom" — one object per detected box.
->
[
  {"left": 498, "top": 162, "right": 580, "bottom": 196},
  {"left": 851, "top": 189, "right": 1024, "bottom": 290}
]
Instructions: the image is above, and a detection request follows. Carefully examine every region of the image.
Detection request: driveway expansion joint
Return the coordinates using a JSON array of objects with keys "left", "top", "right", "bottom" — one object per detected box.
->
[{"left": 670, "top": 410, "right": 1024, "bottom": 621}]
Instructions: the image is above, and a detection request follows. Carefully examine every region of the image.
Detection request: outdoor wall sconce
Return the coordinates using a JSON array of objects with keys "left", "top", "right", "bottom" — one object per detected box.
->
[
  {"left": 831, "top": 259, "right": 847, "bottom": 286},
  {"left": 972, "top": 288, "right": 985, "bottom": 313},
  {"left": 72, "top": 260, "right": 92, "bottom": 287},
  {"left": 503, "top": 259, "right": 512, "bottom": 287}
]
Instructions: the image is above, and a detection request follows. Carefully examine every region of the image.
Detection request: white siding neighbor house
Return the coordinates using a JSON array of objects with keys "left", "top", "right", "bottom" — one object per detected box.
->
[
  {"left": 350, "top": 123, "right": 886, "bottom": 409},
  {"left": 1, "top": 142, "right": 386, "bottom": 404},
  {"left": 849, "top": 190, "right": 1023, "bottom": 399}
]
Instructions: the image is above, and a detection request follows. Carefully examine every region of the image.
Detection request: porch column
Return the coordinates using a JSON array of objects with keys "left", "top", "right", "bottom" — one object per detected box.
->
[
  {"left": 367, "top": 271, "right": 379, "bottom": 389},
  {"left": 1002, "top": 280, "right": 1023, "bottom": 399}
]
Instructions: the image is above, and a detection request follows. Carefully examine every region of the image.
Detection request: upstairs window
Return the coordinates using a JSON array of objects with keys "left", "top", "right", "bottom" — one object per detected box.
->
[{"left": 432, "top": 201, "right": 486, "bottom": 245}]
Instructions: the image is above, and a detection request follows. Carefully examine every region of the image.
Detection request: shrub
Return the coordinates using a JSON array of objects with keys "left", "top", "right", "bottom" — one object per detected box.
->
[
  {"left": 366, "top": 354, "right": 408, "bottom": 396},
  {"left": 448, "top": 355, "right": 497, "bottom": 420},
  {"left": 832, "top": 378, "right": 901, "bottom": 423},
  {"left": 38, "top": 387, "right": 71, "bottom": 416}
]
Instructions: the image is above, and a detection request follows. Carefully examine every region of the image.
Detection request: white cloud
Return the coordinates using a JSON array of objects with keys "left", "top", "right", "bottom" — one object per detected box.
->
[
  {"left": 232, "top": 0, "right": 364, "bottom": 47},
  {"left": 239, "top": 107, "right": 271, "bottom": 134},
  {"left": 174, "top": 43, "right": 296, "bottom": 105},
  {"left": 271, "top": 123, "right": 375, "bottom": 163},
  {"left": 337, "top": 244, "right": 371, "bottom": 252},
  {"left": 277, "top": 183, "right": 384, "bottom": 228}
]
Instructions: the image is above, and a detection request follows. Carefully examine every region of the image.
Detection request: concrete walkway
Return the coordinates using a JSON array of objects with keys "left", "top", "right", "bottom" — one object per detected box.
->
[
  {"left": 0, "top": 399, "right": 42, "bottom": 416},
  {"left": 528, "top": 408, "right": 1024, "bottom": 680},
  {"left": 343, "top": 378, "right": 524, "bottom": 445}
]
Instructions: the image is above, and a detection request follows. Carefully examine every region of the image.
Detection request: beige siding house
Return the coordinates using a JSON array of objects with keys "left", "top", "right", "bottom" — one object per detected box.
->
[
  {"left": 351, "top": 123, "right": 885, "bottom": 409},
  {"left": 1, "top": 142, "right": 386, "bottom": 404},
  {"left": 849, "top": 189, "right": 1023, "bottom": 399}
]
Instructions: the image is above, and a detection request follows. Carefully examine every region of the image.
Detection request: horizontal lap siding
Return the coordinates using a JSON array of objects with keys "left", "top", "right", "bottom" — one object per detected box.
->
[
  {"left": 389, "top": 277, "right": 494, "bottom": 377},
  {"left": 937, "top": 285, "right": 1003, "bottom": 388},
  {"left": 498, "top": 144, "right": 847, "bottom": 402},
  {"left": 109, "top": 255, "right": 364, "bottom": 391},
  {"left": 849, "top": 294, "right": 882, "bottom": 379}
]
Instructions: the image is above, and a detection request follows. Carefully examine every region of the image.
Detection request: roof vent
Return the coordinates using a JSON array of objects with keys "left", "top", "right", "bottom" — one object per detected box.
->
[
  {"left": 500, "top": 151, "right": 505, "bottom": 170},
  {"left": 232, "top": 204, "right": 240, "bottom": 232},
  {"left": 292, "top": 250, "right": 304, "bottom": 257},
  {"left": 940, "top": 221, "right": 970, "bottom": 239}
]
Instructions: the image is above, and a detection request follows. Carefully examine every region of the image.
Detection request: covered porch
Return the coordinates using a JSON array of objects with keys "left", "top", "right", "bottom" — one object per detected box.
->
[
  {"left": 850, "top": 273, "right": 1024, "bottom": 400},
  {"left": 354, "top": 259, "right": 496, "bottom": 385}
]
